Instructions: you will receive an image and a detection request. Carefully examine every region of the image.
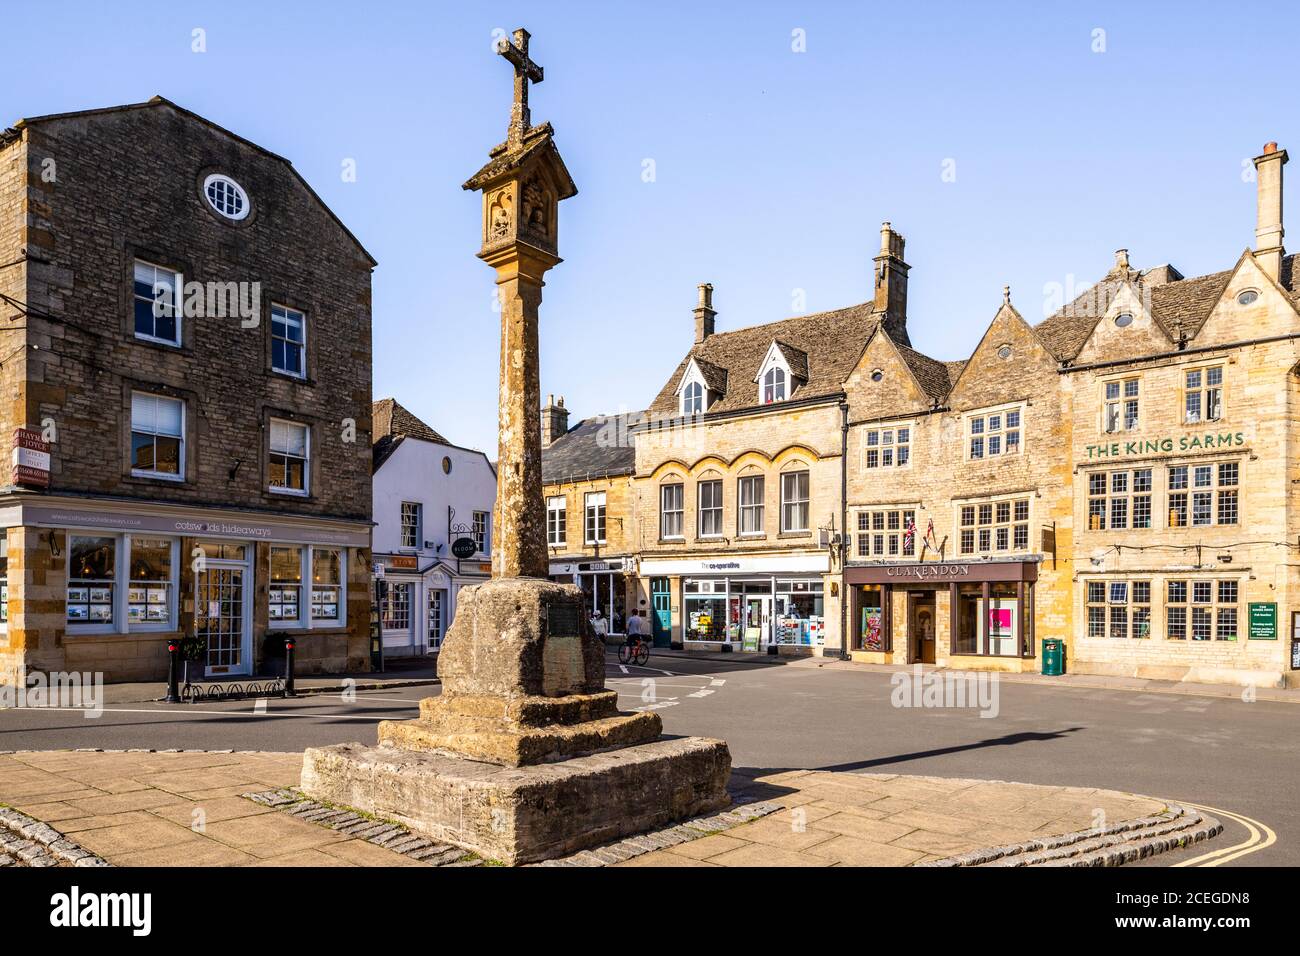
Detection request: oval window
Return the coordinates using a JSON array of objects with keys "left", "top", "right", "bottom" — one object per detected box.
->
[
  {"left": 870, "top": 369, "right": 884, "bottom": 383},
  {"left": 1237, "top": 289, "right": 1259, "bottom": 306},
  {"left": 442, "top": 456, "right": 452, "bottom": 474},
  {"left": 202, "top": 174, "right": 250, "bottom": 221},
  {"left": 1113, "top": 312, "right": 1134, "bottom": 328},
  {"left": 997, "top": 344, "right": 1013, "bottom": 360}
]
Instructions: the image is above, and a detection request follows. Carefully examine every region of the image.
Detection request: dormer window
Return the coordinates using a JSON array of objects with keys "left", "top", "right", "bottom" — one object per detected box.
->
[
  {"left": 763, "top": 366, "right": 786, "bottom": 404},
  {"left": 683, "top": 381, "right": 704, "bottom": 415}
]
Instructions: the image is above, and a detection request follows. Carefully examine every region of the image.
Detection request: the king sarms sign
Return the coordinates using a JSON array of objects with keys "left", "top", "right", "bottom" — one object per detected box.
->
[
  {"left": 1084, "top": 431, "right": 1246, "bottom": 460},
  {"left": 11, "top": 428, "right": 50, "bottom": 488}
]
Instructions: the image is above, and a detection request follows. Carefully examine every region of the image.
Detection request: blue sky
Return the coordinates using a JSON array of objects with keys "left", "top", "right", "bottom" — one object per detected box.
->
[{"left": 4, "top": 1, "right": 1295, "bottom": 452}]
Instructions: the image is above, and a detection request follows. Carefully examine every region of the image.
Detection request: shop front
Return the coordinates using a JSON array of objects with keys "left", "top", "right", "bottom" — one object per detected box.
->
[
  {"left": 548, "top": 557, "right": 636, "bottom": 637},
  {"left": 846, "top": 559, "right": 1039, "bottom": 670},
  {"left": 637, "top": 553, "right": 830, "bottom": 655},
  {"left": 373, "top": 553, "right": 488, "bottom": 657},
  {"left": 0, "top": 497, "right": 372, "bottom": 684}
]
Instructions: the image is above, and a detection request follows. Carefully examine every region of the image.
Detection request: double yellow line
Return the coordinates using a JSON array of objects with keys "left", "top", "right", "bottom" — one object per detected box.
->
[{"left": 1170, "top": 801, "right": 1275, "bottom": 867}]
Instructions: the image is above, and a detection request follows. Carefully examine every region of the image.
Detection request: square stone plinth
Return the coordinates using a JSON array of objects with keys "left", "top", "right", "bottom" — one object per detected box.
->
[{"left": 301, "top": 737, "right": 732, "bottom": 865}]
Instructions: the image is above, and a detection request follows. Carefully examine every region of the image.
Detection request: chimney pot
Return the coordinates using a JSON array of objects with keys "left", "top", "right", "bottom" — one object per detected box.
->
[
  {"left": 1265, "top": 141, "right": 1278, "bottom": 154},
  {"left": 693, "top": 282, "right": 717, "bottom": 344},
  {"left": 1253, "top": 142, "right": 1288, "bottom": 280},
  {"left": 873, "top": 222, "right": 911, "bottom": 346},
  {"left": 1114, "top": 248, "right": 1130, "bottom": 271},
  {"left": 541, "top": 394, "right": 569, "bottom": 447}
]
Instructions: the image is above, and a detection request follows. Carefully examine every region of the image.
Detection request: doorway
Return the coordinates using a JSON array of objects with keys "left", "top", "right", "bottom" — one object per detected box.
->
[
  {"left": 909, "top": 593, "right": 937, "bottom": 664},
  {"left": 743, "top": 595, "right": 771, "bottom": 651},
  {"left": 650, "top": 577, "right": 671, "bottom": 647},
  {"left": 195, "top": 544, "right": 252, "bottom": 676}
]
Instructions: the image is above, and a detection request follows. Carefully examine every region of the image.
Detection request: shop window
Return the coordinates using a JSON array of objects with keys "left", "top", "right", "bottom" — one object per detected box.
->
[
  {"left": 1184, "top": 367, "right": 1223, "bottom": 424},
  {"left": 1087, "top": 468, "right": 1152, "bottom": 530},
  {"left": 0, "top": 536, "right": 7, "bottom": 626},
  {"left": 953, "top": 584, "right": 982, "bottom": 655},
  {"left": 862, "top": 426, "right": 911, "bottom": 469},
  {"left": 67, "top": 536, "right": 117, "bottom": 626},
  {"left": 473, "top": 511, "right": 490, "bottom": 554},
  {"left": 738, "top": 475, "right": 764, "bottom": 535},
  {"left": 131, "top": 392, "right": 184, "bottom": 479},
  {"left": 133, "top": 259, "right": 181, "bottom": 346},
  {"left": 856, "top": 585, "right": 885, "bottom": 651},
  {"left": 311, "top": 548, "right": 342, "bottom": 622},
  {"left": 68, "top": 535, "right": 179, "bottom": 631},
  {"left": 382, "top": 582, "right": 411, "bottom": 631},
  {"left": 1103, "top": 378, "right": 1140, "bottom": 433},
  {"left": 1085, "top": 579, "right": 1150, "bottom": 639},
  {"left": 697, "top": 480, "right": 723, "bottom": 537},
  {"left": 683, "top": 580, "right": 727, "bottom": 641},
  {"left": 1166, "top": 578, "right": 1238, "bottom": 641},
  {"left": 1167, "top": 462, "right": 1237, "bottom": 528},
  {"left": 959, "top": 498, "right": 1029, "bottom": 555},
  {"left": 585, "top": 492, "right": 607, "bottom": 545},
  {"left": 967, "top": 408, "right": 1021, "bottom": 460},
  {"left": 547, "top": 496, "right": 567, "bottom": 546},
  {"left": 659, "top": 483, "right": 684, "bottom": 539},
  {"left": 780, "top": 470, "right": 809, "bottom": 532},
  {"left": 775, "top": 579, "right": 824, "bottom": 646},
  {"left": 855, "top": 508, "right": 917, "bottom": 558},
  {"left": 400, "top": 502, "right": 422, "bottom": 549},
  {"left": 271, "top": 304, "right": 307, "bottom": 378},
  {"left": 269, "top": 546, "right": 302, "bottom": 623},
  {"left": 127, "top": 537, "right": 173, "bottom": 627},
  {"left": 269, "top": 418, "right": 310, "bottom": 494}
]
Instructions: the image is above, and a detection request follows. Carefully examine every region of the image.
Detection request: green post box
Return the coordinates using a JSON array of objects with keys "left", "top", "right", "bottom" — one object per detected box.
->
[{"left": 1041, "top": 638, "right": 1065, "bottom": 676}]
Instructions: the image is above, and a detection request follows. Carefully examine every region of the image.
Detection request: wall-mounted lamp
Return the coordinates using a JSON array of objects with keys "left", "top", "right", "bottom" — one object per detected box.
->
[{"left": 47, "top": 531, "right": 61, "bottom": 558}]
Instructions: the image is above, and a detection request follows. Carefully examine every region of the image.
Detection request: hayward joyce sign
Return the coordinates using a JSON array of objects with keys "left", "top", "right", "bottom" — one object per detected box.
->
[
  {"left": 11, "top": 428, "right": 50, "bottom": 488},
  {"left": 1084, "top": 431, "right": 1246, "bottom": 460}
]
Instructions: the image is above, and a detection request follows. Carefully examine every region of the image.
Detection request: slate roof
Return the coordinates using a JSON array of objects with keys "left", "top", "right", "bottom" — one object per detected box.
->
[
  {"left": 372, "top": 398, "right": 449, "bottom": 472},
  {"left": 542, "top": 412, "right": 640, "bottom": 484},
  {"left": 648, "top": 302, "right": 879, "bottom": 417}
]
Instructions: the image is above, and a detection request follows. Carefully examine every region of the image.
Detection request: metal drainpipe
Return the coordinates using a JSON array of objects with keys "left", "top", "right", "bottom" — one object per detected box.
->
[{"left": 840, "top": 400, "right": 850, "bottom": 661}]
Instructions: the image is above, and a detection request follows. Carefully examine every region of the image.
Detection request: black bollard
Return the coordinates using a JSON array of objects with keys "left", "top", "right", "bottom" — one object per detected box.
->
[
  {"left": 164, "top": 640, "right": 181, "bottom": 703},
  {"left": 283, "top": 637, "right": 296, "bottom": 697}
]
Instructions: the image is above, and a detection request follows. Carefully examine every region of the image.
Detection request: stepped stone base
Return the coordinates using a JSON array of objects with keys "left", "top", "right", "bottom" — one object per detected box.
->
[{"left": 301, "top": 737, "right": 732, "bottom": 865}]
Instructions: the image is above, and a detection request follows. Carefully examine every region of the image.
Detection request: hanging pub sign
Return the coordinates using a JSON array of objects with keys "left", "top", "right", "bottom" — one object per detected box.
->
[
  {"left": 11, "top": 428, "right": 50, "bottom": 489},
  {"left": 451, "top": 537, "right": 478, "bottom": 559}
]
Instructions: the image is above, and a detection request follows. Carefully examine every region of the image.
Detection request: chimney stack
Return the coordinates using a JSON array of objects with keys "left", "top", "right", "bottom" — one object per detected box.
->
[
  {"left": 1253, "top": 142, "right": 1288, "bottom": 281},
  {"left": 873, "top": 222, "right": 911, "bottom": 346},
  {"left": 693, "top": 283, "right": 716, "bottom": 344},
  {"left": 541, "top": 394, "right": 569, "bottom": 447}
]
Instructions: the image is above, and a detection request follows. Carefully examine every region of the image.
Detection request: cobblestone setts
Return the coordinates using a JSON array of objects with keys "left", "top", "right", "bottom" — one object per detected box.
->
[
  {"left": 918, "top": 804, "right": 1223, "bottom": 868},
  {"left": 0, "top": 807, "right": 111, "bottom": 868},
  {"left": 243, "top": 788, "right": 779, "bottom": 867}
]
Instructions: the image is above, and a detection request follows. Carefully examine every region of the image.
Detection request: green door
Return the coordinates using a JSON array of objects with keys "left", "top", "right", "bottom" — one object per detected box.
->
[{"left": 651, "top": 578, "right": 672, "bottom": 647}]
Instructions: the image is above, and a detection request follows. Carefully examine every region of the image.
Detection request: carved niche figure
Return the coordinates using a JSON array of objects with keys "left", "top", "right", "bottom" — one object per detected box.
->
[
  {"left": 489, "top": 187, "right": 513, "bottom": 241},
  {"left": 521, "top": 175, "right": 551, "bottom": 239}
]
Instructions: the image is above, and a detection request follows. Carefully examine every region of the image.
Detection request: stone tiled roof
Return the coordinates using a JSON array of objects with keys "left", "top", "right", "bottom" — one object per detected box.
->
[
  {"left": 690, "top": 356, "right": 729, "bottom": 393},
  {"left": 773, "top": 340, "right": 809, "bottom": 381},
  {"left": 648, "top": 302, "right": 878, "bottom": 416},
  {"left": 372, "top": 398, "right": 449, "bottom": 471},
  {"left": 542, "top": 412, "right": 639, "bottom": 484},
  {"left": 894, "top": 338, "right": 956, "bottom": 402},
  {"left": 1033, "top": 253, "right": 1300, "bottom": 362}
]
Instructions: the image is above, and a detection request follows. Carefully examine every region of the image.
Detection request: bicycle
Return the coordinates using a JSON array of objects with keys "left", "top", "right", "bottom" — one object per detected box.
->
[{"left": 617, "top": 635, "right": 650, "bottom": 667}]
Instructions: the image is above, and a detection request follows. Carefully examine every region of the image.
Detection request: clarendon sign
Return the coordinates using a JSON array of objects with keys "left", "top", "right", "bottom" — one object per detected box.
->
[
  {"left": 1084, "top": 431, "right": 1246, "bottom": 460},
  {"left": 885, "top": 564, "right": 970, "bottom": 580}
]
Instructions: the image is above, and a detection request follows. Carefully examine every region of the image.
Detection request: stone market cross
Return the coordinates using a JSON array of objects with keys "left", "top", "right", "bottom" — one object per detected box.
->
[{"left": 498, "top": 28, "right": 543, "bottom": 146}]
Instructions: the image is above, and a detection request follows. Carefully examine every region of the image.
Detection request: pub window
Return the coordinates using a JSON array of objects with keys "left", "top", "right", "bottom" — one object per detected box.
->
[
  {"left": 659, "top": 483, "right": 683, "bottom": 539},
  {"left": 400, "top": 502, "right": 422, "bottom": 549},
  {"left": 1184, "top": 366, "right": 1223, "bottom": 424},
  {"left": 1103, "top": 378, "right": 1140, "bottom": 433},
  {"left": 697, "top": 479, "right": 723, "bottom": 537},
  {"left": 855, "top": 509, "right": 916, "bottom": 558},
  {"left": 967, "top": 408, "right": 1021, "bottom": 461},
  {"left": 1087, "top": 468, "right": 1152, "bottom": 530},
  {"left": 1166, "top": 578, "right": 1239, "bottom": 641},
  {"left": 863, "top": 426, "right": 911, "bottom": 469},
  {"left": 269, "top": 418, "right": 310, "bottom": 494},
  {"left": 585, "top": 491, "right": 607, "bottom": 545},
  {"left": 1168, "top": 462, "right": 1237, "bottom": 528},
  {"left": 131, "top": 392, "right": 185, "bottom": 479},
  {"left": 738, "top": 475, "right": 765, "bottom": 535},
  {"left": 959, "top": 498, "right": 1029, "bottom": 555},
  {"left": 1085, "top": 579, "right": 1151, "bottom": 639},
  {"left": 780, "top": 470, "right": 810, "bottom": 532},
  {"left": 546, "top": 495, "right": 567, "bottom": 546}
]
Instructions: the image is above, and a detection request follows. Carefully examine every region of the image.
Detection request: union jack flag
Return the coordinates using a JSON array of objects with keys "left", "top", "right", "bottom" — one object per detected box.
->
[
  {"left": 903, "top": 516, "right": 917, "bottom": 552},
  {"left": 925, "top": 517, "right": 938, "bottom": 551}
]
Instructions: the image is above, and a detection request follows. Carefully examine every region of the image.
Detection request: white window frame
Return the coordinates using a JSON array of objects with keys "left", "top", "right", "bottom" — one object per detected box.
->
[
  {"left": 202, "top": 173, "right": 251, "bottom": 221},
  {"left": 132, "top": 259, "right": 183, "bottom": 347},
  {"left": 400, "top": 502, "right": 422, "bottom": 550},
  {"left": 269, "top": 418, "right": 310, "bottom": 496},
  {"left": 762, "top": 366, "right": 787, "bottom": 404},
  {"left": 659, "top": 483, "right": 684, "bottom": 539},
  {"left": 697, "top": 479, "right": 723, "bottom": 538},
  {"left": 267, "top": 544, "right": 348, "bottom": 629},
  {"left": 271, "top": 304, "right": 307, "bottom": 378},
  {"left": 130, "top": 391, "right": 186, "bottom": 481},
  {"left": 855, "top": 508, "right": 918, "bottom": 558},
  {"left": 473, "top": 511, "right": 491, "bottom": 556},
  {"left": 585, "top": 492, "right": 607, "bottom": 545},
  {"left": 1102, "top": 377, "right": 1140, "bottom": 434},
  {"left": 682, "top": 380, "right": 704, "bottom": 415},
  {"left": 957, "top": 496, "right": 1031, "bottom": 556},
  {"left": 547, "top": 495, "right": 567, "bottom": 547},
  {"left": 1183, "top": 366, "right": 1224, "bottom": 425},
  {"left": 966, "top": 405, "right": 1023, "bottom": 461},
  {"left": 67, "top": 534, "right": 180, "bottom": 635},
  {"left": 780, "top": 470, "right": 810, "bottom": 533},
  {"left": 737, "top": 474, "right": 765, "bottom": 536},
  {"left": 862, "top": 424, "right": 912, "bottom": 469}
]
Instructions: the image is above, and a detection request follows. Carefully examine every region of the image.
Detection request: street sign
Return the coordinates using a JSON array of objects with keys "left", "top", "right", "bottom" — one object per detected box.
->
[
  {"left": 1248, "top": 602, "right": 1277, "bottom": 639},
  {"left": 372, "top": 562, "right": 385, "bottom": 578},
  {"left": 451, "top": 537, "right": 477, "bottom": 559}
]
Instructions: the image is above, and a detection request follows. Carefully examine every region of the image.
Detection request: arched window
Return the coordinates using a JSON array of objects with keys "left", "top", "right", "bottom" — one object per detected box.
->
[
  {"left": 682, "top": 381, "right": 704, "bottom": 414},
  {"left": 763, "top": 367, "right": 786, "bottom": 404}
]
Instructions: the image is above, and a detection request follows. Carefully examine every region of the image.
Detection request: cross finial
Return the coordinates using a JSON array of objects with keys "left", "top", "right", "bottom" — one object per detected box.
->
[{"left": 497, "top": 27, "right": 544, "bottom": 147}]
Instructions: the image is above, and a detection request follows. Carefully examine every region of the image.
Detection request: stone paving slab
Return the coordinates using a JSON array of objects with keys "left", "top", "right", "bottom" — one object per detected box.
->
[{"left": 0, "top": 750, "right": 1211, "bottom": 867}]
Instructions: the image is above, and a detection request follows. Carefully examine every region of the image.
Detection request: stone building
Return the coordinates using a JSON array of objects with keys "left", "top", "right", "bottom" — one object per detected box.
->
[
  {"left": 0, "top": 97, "right": 374, "bottom": 683},
  {"left": 371, "top": 398, "right": 495, "bottom": 657},
  {"left": 540, "top": 398, "right": 641, "bottom": 640},
  {"left": 631, "top": 284, "right": 850, "bottom": 654}
]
